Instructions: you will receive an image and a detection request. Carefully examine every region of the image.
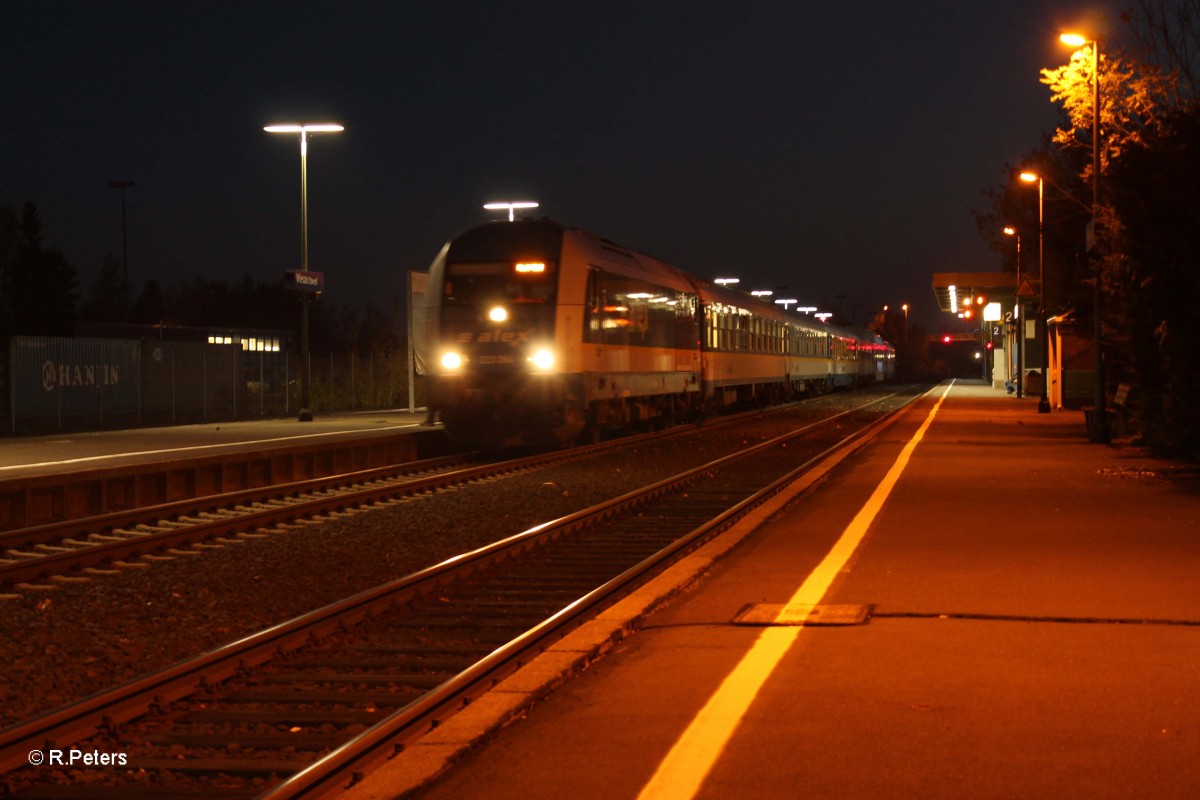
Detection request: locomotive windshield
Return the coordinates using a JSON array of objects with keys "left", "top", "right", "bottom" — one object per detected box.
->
[{"left": 443, "top": 261, "right": 557, "bottom": 306}]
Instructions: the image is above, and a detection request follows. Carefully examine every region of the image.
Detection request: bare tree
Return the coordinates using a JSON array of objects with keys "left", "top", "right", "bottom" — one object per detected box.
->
[{"left": 1122, "top": 0, "right": 1200, "bottom": 105}]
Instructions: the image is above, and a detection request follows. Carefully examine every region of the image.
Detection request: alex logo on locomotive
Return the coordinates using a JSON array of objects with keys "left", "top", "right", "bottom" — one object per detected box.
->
[{"left": 456, "top": 330, "right": 531, "bottom": 344}]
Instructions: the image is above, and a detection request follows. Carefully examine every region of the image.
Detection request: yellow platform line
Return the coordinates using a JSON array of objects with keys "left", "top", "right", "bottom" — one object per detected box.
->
[{"left": 638, "top": 382, "right": 954, "bottom": 800}]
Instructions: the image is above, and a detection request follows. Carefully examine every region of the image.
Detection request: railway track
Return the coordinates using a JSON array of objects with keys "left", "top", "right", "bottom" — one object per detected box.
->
[
  {"left": 0, "top": 386, "right": 922, "bottom": 799},
  {"left": 0, "top": 453, "right": 476, "bottom": 590},
  {"left": 0, "top": 395, "right": 861, "bottom": 592},
  {"left": 0, "top": 417, "right": 705, "bottom": 592}
]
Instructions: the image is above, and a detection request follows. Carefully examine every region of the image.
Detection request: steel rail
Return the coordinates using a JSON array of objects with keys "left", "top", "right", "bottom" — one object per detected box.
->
[
  {"left": 0, "top": 446, "right": 671, "bottom": 773},
  {"left": 260, "top": 390, "right": 920, "bottom": 799},
  {"left": 0, "top": 452, "right": 472, "bottom": 551},
  {"left": 0, "top": 398, "right": 831, "bottom": 589},
  {"left": 0, "top": 387, "right": 922, "bottom": 793},
  {"left": 0, "top": 419, "right": 694, "bottom": 588},
  {"left": 0, "top": 457, "right": 487, "bottom": 588}
]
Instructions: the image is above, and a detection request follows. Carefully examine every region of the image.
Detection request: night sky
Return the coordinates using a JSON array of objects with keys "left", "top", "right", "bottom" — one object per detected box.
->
[{"left": 5, "top": 1, "right": 1117, "bottom": 331}]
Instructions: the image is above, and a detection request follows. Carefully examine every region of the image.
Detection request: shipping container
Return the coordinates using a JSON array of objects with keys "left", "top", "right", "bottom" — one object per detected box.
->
[
  {"left": 3, "top": 335, "right": 419, "bottom": 436},
  {"left": 10, "top": 336, "right": 141, "bottom": 433}
]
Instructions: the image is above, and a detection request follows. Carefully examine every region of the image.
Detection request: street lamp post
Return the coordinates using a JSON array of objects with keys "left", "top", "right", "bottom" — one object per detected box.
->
[
  {"left": 264, "top": 123, "right": 344, "bottom": 422},
  {"left": 107, "top": 180, "right": 135, "bottom": 286},
  {"left": 1019, "top": 171, "right": 1051, "bottom": 412},
  {"left": 1061, "top": 32, "right": 1109, "bottom": 442},
  {"left": 1003, "top": 226, "right": 1024, "bottom": 399}
]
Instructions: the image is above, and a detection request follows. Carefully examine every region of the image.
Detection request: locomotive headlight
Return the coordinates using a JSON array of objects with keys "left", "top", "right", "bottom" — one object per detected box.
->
[
  {"left": 488, "top": 306, "right": 508, "bottom": 323},
  {"left": 529, "top": 348, "right": 555, "bottom": 371},
  {"left": 440, "top": 351, "right": 464, "bottom": 371}
]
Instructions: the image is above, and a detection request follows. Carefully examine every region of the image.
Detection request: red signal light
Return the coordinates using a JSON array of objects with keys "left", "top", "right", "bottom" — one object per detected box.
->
[
  {"left": 942, "top": 335, "right": 952, "bottom": 343},
  {"left": 986, "top": 342, "right": 994, "bottom": 350}
]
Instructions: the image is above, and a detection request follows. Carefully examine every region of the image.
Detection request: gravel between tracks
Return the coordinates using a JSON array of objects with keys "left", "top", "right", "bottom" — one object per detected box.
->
[{"left": 0, "top": 398, "right": 862, "bottom": 729}]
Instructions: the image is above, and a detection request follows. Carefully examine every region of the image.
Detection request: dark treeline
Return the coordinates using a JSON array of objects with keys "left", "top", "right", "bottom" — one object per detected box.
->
[
  {"left": 974, "top": 1, "right": 1200, "bottom": 459},
  {"left": 1106, "top": 105, "right": 1200, "bottom": 457},
  {"left": 0, "top": 201, "right": 402, "bottom": 356},
  {"left": 0, "top": 202, "right": 79, "bottom": 338}
]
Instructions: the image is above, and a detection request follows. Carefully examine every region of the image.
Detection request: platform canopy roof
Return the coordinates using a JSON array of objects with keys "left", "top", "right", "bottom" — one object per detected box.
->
[{"left": 931, "top": 272, "right": 1020, "bottom": 314}]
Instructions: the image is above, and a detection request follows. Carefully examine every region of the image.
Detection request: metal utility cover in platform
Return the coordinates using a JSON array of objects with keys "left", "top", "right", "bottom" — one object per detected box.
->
[{"left": 732, "top": 603, "right": 873, "bottom": 626}]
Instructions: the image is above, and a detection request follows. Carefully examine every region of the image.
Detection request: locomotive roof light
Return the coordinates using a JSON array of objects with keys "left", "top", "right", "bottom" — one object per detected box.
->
[
  {"left": 484, "top": 201, "right": 539, "bottom": 222},
  {"left": 488, "top": 306, "right": 509, "bottom": 323}
]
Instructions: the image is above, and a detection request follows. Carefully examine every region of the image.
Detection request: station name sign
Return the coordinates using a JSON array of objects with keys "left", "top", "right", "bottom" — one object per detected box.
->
[{"left": 285, "top": 270, "right": 325, "bottom": 293}]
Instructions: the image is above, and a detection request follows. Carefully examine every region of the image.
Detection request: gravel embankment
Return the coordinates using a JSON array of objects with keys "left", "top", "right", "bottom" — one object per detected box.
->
[{"left": 0, "top": 401, "right": 851, "bottom": 729}]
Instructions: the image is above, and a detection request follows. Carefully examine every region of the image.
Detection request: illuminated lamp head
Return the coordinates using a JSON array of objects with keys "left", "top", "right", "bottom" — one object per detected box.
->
[{"left": 488, "top": 306, "right": 508, "bottom": 323}]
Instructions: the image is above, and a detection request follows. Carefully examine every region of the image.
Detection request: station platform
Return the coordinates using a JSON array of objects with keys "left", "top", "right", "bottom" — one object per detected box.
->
[
  {"left": 352, "top": 379, "right": 1200, "bottom": 800},
  {"left": 0, "top": 409, "right": 434, "bottom": 478}
]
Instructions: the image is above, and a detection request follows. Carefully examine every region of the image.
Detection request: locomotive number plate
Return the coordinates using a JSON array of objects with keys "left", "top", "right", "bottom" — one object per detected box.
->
[{"left": 478, "top": 355, "right": 515, "bottom": 365}]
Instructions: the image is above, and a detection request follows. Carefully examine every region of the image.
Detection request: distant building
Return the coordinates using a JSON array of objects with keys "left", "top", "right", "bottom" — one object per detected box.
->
[{"left": 75, "top": 321, "right": 292, "bottom": 353}]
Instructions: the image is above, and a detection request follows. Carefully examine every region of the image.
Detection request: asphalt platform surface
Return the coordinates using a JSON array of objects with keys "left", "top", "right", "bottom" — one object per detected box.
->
[
  {"left": 0, "top": 409, "right": 431, "bottom": 477},
  {"left": 357, "top": 379, "right": 1200, "bottom": 800}
]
